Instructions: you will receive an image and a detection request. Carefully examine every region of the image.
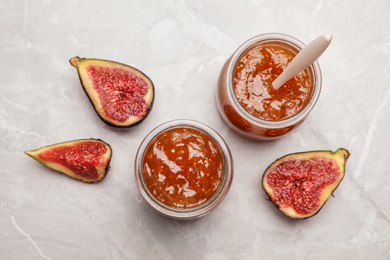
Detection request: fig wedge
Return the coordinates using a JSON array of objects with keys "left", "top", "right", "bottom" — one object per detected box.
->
[
  {"left": 25, "top": 139, "right": 112, "bottom": 183},
  {"left": 262, "top": 148, "right": 350, "bottom": 219},
  {"left": 70, "top": 56, "right": 154, "bottom": 128}
]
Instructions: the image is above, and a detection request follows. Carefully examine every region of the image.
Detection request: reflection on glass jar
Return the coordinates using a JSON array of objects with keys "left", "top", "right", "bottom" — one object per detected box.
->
[{"left": 217, "top": 33, "right": 322, "bottom": 140}]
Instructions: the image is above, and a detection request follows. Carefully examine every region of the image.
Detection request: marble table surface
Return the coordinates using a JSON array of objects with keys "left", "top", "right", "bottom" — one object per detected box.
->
[{"left": 1, "top": 0, "right": 389, "bottom": 259}]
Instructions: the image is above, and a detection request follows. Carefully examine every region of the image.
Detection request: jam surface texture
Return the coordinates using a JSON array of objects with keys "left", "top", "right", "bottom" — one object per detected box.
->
[
  {"left": 141, "top": 126, "right": 225, "bottom": 209},
  {"left": 233, "top": 42, "right": 312, "bottom": 121}
]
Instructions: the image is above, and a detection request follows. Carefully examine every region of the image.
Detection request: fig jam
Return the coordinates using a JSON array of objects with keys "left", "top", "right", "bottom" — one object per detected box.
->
[
  {"left": 216, "top": 33, "right": 322, "bottom": 140},
  {"left": 233, "top": 43, "right": 312, "bottom": 121},
  {"left": 141, "top": 126, "right": 225, "bottom": 209}
]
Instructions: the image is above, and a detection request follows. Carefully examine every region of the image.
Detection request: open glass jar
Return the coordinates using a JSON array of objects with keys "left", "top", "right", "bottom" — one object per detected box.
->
[
  {"left": 216, "top": 33, "right": 322, "bottom": 140},
  {"left": 134, "top": 119, "right": 233, "bottom": 220}
]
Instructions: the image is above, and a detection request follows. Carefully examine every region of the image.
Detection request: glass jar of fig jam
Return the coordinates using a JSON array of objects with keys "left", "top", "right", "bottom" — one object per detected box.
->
[
  {"left": 135, "top": 120, "right": 233, "bottom": 219},
  {"left": 216, "top": 33, "right": 322, "bottom": 140}
]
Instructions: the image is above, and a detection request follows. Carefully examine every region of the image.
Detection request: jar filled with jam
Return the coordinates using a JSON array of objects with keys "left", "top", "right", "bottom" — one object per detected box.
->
[
  {"left": 216, "top": 33, "right": 322, "bottom": 140},
  {"left": 134, "top": 120, "right": 233, "bottom": 219}
]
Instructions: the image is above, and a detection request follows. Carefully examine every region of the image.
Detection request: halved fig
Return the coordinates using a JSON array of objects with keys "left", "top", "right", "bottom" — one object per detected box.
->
[
  {"left": 262, "top": 148, "right": 350, "bottom": 219},
  {"left": 25, "top": 139, "right": 112, "bottom": 183},
  {"left": 70, "top": 56, "right": 154, "bottom": 128}
]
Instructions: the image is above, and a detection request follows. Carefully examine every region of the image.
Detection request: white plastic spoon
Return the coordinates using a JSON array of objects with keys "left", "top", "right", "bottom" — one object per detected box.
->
[{"left": 272, "top": 33, "right": 333, "bottom": 90}]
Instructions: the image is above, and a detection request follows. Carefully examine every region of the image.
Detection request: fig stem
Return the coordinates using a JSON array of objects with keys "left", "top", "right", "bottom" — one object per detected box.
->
[{"left": 69, "top": 56, "right": 83, "bottom": 68}]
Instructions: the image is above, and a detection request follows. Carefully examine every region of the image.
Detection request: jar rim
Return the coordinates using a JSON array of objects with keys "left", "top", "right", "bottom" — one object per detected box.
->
[
  {"left": 226, "top": 33, "right": 322, "bottom": 129},
  {"left": 134, "top": 119, "right": 233, "bottom": 220}
]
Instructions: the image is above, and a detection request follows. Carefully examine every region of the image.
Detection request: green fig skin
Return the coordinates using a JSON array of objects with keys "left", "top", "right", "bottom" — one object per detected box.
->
[
  {"left": 262, "top": 148, "right": 350, "bottom": 219},
  {"left": 25, "top": 139, "right": 112, "bottom": 183}
]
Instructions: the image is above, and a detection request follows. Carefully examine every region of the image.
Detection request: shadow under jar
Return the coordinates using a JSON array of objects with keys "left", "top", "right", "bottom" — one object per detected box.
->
[
  {"left": 216, "top": 33, "right": 322, "bottom": 140},
  {"left": 135, "top": 119, "right": 233, "bottom": 220}
]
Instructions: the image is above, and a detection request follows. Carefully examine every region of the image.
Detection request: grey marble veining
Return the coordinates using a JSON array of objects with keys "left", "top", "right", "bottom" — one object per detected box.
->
[{"left": 1, "top": 0, "right": 390, "bottom": 259}]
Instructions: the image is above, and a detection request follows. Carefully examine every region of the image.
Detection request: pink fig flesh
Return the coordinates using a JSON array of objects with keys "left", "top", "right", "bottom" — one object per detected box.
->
[
  {"left": 262, "top": 148, "right": 350, "bottom": 219},
  {"left": 25, "top": 139, "right": 112, "bottom": 183},
  {"left": 70, "top": 56, "right": 154, "bottom": 128}
]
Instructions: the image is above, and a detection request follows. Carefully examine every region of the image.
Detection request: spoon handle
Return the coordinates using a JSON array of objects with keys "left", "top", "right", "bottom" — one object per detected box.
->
[{"left": 272, "top": 33, "right": 333, "bottom": 90}]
